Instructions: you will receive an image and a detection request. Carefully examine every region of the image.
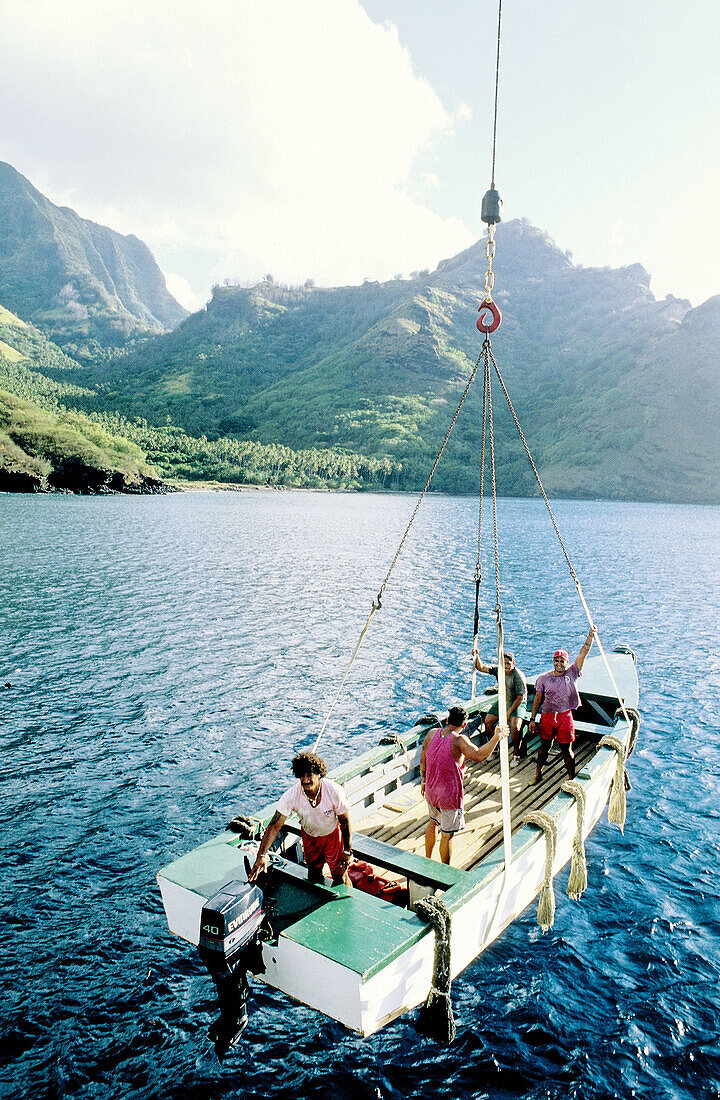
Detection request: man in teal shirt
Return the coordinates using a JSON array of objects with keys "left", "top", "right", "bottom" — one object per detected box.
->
[{"left": 473, "top": 650, "right": 528, "bottom": 766}]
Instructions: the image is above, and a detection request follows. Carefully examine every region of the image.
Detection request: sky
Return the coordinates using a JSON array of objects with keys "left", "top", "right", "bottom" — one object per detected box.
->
[{"left": 1, "top": 0, "right": 718, "bottom": 311}]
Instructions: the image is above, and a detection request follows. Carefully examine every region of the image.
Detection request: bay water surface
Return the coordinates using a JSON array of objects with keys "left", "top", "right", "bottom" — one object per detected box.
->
[{"left": 0, "top": 490, "right": 718, "bottom": 1099}]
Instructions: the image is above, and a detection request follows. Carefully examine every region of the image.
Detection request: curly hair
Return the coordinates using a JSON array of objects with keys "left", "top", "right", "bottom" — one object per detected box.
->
[{"left": 291, "top": 751, "right": 328, "bottom": 778}]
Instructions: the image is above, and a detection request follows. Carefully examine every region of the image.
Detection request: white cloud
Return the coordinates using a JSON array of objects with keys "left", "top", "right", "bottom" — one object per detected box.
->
[
  {"left": 0, "top": 0, "right": 473, "bottom": 298},
  {"left": 163, "top": 272, "right": 203, "bottom": 313}
]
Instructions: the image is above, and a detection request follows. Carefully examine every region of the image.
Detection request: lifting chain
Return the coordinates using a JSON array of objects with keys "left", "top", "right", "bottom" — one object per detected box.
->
[
  {"left": 484, "top": 226, "right": 496, "bottom": 302},
  {"left": 477, "top": 222, "right": 501, "bottom": 333}
]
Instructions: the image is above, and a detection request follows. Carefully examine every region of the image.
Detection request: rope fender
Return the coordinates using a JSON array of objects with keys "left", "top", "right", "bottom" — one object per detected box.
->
[
  {"left": 415, "top": 895, "right": 455, "bottom": 1044},
  {"left": 598, "top": 734, "right": 630, "bottom": 833},
  {"left": 378, "top": 730, "right": 412, "bottom": 772},
  {"left": 615, "top": 706, "right": 641, "bottom": 756},
  {"left": 524, "top": 810, "right": 558, "bottom": 931},
  {"left": 560, "top": 780, "right": 588, "bottom": 899}
]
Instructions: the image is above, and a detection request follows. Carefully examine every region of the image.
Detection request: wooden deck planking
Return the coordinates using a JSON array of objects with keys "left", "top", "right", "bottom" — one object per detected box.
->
[{"left": 360, "top": 737, "right": 597, "bottom": 873}]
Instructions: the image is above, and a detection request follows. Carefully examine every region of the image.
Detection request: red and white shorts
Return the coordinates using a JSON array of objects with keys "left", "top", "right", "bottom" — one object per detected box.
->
[
  {"left": 539, "top": 710, "right": 575, "bottom": 744},
  {"left": 301, "top": 826, "right": 345, "bottom": 880}
]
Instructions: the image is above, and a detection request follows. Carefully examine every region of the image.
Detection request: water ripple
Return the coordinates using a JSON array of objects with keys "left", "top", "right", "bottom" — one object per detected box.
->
[{"left": 0, "top": 491, "right": 719, "bottom": 1099}]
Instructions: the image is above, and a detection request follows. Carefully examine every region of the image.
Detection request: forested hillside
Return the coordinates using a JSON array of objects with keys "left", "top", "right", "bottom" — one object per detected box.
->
[
  {"left": 0, "top": 305, "right": 397, "bottom": 491},
  {"left": 2, "top": 161, "right": 718, "bottom": 503},
  {"left": 73, "top": 220, "right": 717, "bottom": 502}
]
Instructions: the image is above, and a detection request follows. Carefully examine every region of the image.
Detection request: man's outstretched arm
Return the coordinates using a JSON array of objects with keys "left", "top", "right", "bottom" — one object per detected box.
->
[
  {"left": 575, "top": 626, "right": 596, "bottom": 672},
  {"left": 248, "top": 810, "right": 287, "bottom": 880},
  {"left": 457, "top": 728, "right": 502, "bottom": 764}
]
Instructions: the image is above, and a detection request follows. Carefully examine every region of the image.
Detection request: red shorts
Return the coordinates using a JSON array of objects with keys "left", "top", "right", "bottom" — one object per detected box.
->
[
  {"left": 539, "top": 711, "right": 575, "bottom": 744},
  {"left": 301, "top": 826, "right": 345, "bottom": 881}
]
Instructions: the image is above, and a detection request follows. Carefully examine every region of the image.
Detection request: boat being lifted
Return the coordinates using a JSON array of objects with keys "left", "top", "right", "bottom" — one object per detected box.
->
[
  {"left": 158, "top": 651, "right": 639, "bottom": 1040},
  {"left": 157, "top": 273, "right": 642, "bottom": 1046},
  {"left": 157, "top": 5, "right": 641, "bottom": 1049}
]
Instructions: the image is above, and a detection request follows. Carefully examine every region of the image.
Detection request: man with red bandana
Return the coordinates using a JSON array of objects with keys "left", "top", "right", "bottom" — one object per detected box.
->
[{"left": 527, "top": 627, "right": 596, "bottom": 785}]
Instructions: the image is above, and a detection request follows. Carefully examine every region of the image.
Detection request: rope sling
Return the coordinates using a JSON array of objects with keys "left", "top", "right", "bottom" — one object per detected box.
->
[
  {"left": 310, "top": 356, "right": 483, "bottom": 754},
  {"left": 211, "top": 10, "right": 644, "bottom": 1052}
]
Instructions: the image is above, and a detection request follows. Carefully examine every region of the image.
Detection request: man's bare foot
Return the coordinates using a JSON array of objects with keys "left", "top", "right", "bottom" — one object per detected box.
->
[{"left": 529, "top": 773, "right": 542, "bottom": 786}]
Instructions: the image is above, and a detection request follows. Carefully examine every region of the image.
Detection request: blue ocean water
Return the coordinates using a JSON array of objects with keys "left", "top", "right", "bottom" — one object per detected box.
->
[{"left": 0, "top": 489, "right": 718, "bottom": 1100}]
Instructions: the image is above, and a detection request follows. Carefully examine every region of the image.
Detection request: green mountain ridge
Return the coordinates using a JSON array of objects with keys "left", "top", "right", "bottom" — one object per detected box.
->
[
  {"left": 0, "top": 161, "right": 187, "bottom": 361},
  {"left": 79, "top": 220, "right": 716, "bottom": 502},
  {"left": 0, "top": 304, "right": 397, "bottom": 492},
  {"left": 1, "top": 161, "right": 718, "bottom": 504}
]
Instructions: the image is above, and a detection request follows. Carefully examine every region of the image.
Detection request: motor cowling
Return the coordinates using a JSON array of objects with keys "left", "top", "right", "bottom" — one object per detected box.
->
[
  {"left": 198, "top": 880, "right": 265, "bottom": 967},
  {"left": 197, "top": 881, "right": 267, "bottom": 1059}
]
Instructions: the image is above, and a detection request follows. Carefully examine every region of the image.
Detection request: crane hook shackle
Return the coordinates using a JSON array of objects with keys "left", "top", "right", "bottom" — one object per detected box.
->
[{"left": 477, "top": 300, "right": 502, "bottom": 334}]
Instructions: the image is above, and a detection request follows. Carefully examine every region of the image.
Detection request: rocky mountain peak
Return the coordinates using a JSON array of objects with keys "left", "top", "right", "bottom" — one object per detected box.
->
[{"left": 0, "top": 161, "right": 187, "bottom": 357}]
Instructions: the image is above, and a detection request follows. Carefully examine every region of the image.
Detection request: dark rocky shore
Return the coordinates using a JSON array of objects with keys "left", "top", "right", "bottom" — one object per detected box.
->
[{"left": 0, "top": 461, "right": 174, "bottom": 495}]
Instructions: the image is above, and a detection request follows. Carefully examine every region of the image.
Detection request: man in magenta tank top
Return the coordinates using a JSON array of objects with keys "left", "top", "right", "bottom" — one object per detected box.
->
[
  {"left": 420, "top": 705, "right": 502, "bottom": 865},
  {"left": 527, "top": 627, "right": 596, "bottom": 785}
]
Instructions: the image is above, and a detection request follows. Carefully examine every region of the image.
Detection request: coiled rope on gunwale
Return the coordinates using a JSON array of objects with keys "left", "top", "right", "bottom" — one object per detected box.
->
[
  {"left": 560, "top": 779, "right": 588, "bottom": 899},
  {"left": 414, "top": 895, "right": 455, "bottom": 1044},
  {"left": 597, "top": 734, "right": 631, "bottom": 833},
  {"left": 524, "top": 809, "right": 558, "bottom": 931}
]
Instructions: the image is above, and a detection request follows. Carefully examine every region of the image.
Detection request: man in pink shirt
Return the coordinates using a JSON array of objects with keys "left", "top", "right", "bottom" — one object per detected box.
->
[
  {"left": 248, "top": 751, "right": 353, "bottom": 886},
  {"left": 420, "top": 705, "right": 502, "bottom": 866},
  {"left": 527, "top": 627, "right": 596, "bottom": 785}
]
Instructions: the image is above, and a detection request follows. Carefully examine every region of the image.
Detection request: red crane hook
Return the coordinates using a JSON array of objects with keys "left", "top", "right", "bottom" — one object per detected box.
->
[{"left": 477, "top": 299, "right": 502, "bottom": 334}]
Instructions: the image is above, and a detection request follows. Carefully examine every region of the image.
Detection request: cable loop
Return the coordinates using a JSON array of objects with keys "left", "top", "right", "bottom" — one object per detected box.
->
[
  {"left": 475, "top": 349, "right": 489, "bottom": 579},
  {"left": 481, "top": 338, "right": 503, "bottom": 627}
]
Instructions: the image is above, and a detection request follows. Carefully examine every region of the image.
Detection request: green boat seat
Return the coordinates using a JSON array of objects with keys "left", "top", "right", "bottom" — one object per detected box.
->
[{"left": 283, "top": 822, "right": 464, "bottom": 890}]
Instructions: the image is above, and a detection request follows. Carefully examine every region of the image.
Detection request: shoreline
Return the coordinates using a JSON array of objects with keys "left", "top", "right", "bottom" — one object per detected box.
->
[{"left": 2, "top": 478, "right": 717, "bottom": 509}]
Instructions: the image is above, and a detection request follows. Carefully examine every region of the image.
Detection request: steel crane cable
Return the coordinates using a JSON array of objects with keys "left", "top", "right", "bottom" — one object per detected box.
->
[{"left": 490, "top": 0, "right": 503, "bottom": 190}]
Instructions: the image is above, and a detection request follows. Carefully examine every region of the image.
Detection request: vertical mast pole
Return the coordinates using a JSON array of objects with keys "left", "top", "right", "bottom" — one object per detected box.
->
[
  {"left": 486, "top": 348, "right": 512, "bottom": 873},
  {"left": 495, "top": 617, "right": 513, "bottom": 873}
]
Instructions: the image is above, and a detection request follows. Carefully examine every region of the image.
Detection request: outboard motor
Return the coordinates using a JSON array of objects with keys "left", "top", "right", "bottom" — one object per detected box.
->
[{"left": 198, "top": 880, "right": 267, "bottom": 1059}]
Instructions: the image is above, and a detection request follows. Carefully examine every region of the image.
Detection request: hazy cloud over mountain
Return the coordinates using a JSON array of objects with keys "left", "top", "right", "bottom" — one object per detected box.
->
[{"left": 1, "top": 0, "right": 474, "bottom": 307}]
